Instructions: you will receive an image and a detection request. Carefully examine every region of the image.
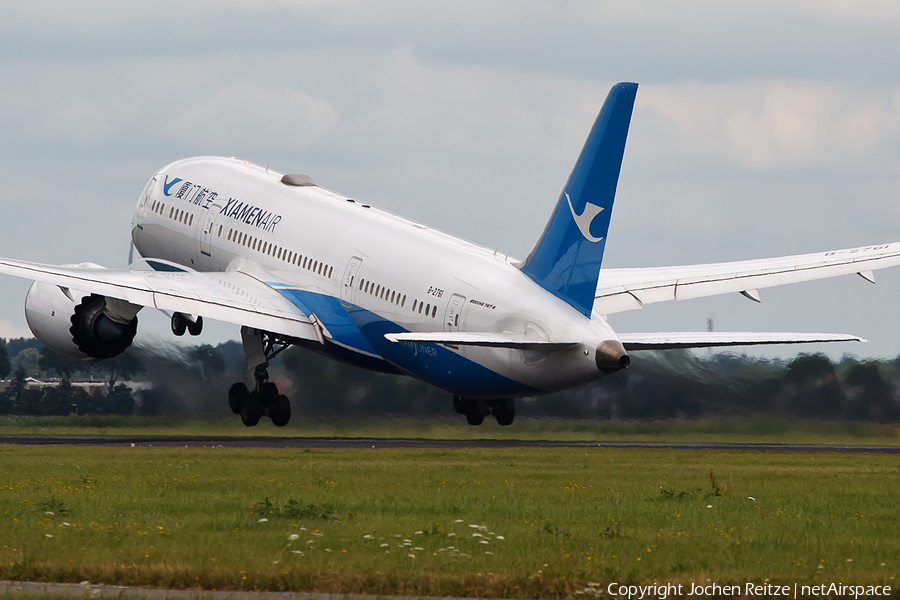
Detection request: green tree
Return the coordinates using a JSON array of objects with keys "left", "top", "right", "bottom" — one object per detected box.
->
[
  {"left": 11, "top": 348, "right": 41, "bottom": 377},
  {"left": 781, "top": 353, "right": 844, "bottom": 417},
  {"left": 38, "top": 347, "right": 86, "bottom": 383},
  {"left": 0, "top": 339, "right": 10, "bottom": 380},
  {"left": 188, "top": 345, "right": 225, "bottom": 380},
  {"left": 843, "top": 361, "right": 896, "bottom": 421},
  {"left": 96, "top": 350, "right": 143, "bottom": 388}
]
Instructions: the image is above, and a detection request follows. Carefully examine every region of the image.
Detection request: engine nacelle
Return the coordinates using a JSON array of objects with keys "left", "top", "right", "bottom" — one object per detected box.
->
[{"left": 25, "top": 280, "right": 139, "bottom": 361}]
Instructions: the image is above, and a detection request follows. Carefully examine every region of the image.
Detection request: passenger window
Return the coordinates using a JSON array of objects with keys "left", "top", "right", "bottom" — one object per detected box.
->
[
  {"left": 426, "top": 303, "right": 431, "bottom": 315},
  {"left": 419, "top": 302, "right": 424, "bottom": 314},
  {"left": 218, "top": 225, "right": 223, "bottom": 236},
  {"left": 412, "top": 299, "right": 417, "bottom": 311},
  {"left": 432, "top": 305, "right": 437, "bottom": 318},
  {"left": 359, "top": 278, "right": 365, "bottom": 291},
  {"left": 402, "top": 295, "right": 406, "bottom": 307},
  {"left": 390, "top": 291, "right": 395, "bottom": 303},
  {"left": 328, "top": 266, "right": 333, "bottom": 278}
]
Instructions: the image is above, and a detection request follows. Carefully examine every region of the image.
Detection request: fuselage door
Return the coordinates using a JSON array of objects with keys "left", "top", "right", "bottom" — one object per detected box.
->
[
  {"left": 444, "top": 294, "right": 466, "bottom": 332},
  {"left": 200, "top": 204, "right": 221, "bottom": 257},
  {"left": 341, "top": 256, "right": 363, "bottom": 306}
]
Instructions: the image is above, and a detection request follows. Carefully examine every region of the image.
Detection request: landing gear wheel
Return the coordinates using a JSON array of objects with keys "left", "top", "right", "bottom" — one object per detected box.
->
[
  {"left": 229, "top": 382, "right": 249, "bottom": 415},
  {"left": 453, "top": 396, "right": 466, "bottom": 414},
  {"left": 492, "top": 398, "right": 515, "bottom": 426},
  {"left": 171, "top": 313, "right": 187, "bottom": 336},
  {"left": 465, "top": 399, "right": 487, "bottom": 426},
  {"left": 241, "top": 392, "right": 261, "bottom": 427},
  {"left": 260, "top": 381, "right": 279, "bottom": 404},
  {"left": 271, "top": 394, "right": 291, "bottom": 427},
  {"left": 187, "top": 316, "right": 203, "bottom": 336}
]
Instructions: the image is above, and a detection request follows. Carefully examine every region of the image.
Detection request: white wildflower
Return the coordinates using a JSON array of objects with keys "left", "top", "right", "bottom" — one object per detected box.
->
[
  {"left": 45, "top": 534, "right": 53, "bottom": 538},
  {"left": 258, "top": 518, "right": 268, "bottom": 523},
  {"left": 288, "top": 534, "right": 299, "bottom": 541},
  {"left": 496, "top": 536, "right": 505, "bottom": 540},
  {"left": 363, "top": 535, "right": 374, "bottom": 540},
  {"left": 44, "top": 512, "right": 54, "bottom": 516}
]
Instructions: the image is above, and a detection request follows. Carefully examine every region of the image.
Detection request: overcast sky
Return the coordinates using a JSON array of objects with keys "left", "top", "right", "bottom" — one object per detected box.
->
[{"left": 1, "top": 0, "right": 900, "bottom": 360}]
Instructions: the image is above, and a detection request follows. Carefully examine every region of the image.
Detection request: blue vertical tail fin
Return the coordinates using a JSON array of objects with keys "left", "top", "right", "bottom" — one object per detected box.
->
[{"left": 520, "top": 82, "right": 637, "bottom": 317}]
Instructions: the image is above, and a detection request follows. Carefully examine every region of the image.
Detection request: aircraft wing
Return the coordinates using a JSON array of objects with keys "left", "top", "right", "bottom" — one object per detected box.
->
[
  {"left": 0, "top": 258, "right": 320, "bottom": 342},
  {"left": 595, "top": 241, "right": 900, "bottom": 315},
  {"left": 618, "top": 331, "right": 865, "bottom": 350}
]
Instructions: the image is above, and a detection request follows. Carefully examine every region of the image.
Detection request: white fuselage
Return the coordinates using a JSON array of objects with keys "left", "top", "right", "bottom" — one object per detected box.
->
[{"left": 131, "top": 157, "right": 619, "bottom": 398}]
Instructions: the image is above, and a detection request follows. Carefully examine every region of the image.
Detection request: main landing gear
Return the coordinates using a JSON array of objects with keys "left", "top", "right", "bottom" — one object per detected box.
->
[
  {"left": 229, "top": 329, "right": 292, "bottom": 427},
  {"left": 171, "top": 313, "right": 203, "bottom": 336},
  {"left": 453, "top": 396, "right": 515, "bottom": 426}
]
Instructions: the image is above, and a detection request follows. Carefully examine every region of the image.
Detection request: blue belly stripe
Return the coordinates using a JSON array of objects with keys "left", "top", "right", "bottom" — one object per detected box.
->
[{"left": 271, "top": 285, "right": 538, "bottom": 398}]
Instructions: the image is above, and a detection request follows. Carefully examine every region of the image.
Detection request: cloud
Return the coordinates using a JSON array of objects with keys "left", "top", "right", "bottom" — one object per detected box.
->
[
  {"left": 165, "top": 81, "right": 338, "bottom": 153},
  {"left": 635, "top": 81, "right": 900, "bottom": 169},
  {"left": 0, "top": 319, "right": 35, "bottom": 340}
]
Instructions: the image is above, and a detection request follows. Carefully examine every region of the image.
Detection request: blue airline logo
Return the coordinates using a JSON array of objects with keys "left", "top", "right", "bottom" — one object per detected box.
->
[
  {"left": 163, "top": 176, "right": 183, "bottom": 196},
  {"left": 565, "top": 192, "right": 605, "bottom": 243}
]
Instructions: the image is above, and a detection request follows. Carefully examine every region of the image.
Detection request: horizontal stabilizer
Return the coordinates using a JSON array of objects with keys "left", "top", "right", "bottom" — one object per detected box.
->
[
  {"left": 619, "top": 331, "right": 866, "bottom": 350},
  {"left": 384, "top": 332, "right": 577, "bottom": 351}
]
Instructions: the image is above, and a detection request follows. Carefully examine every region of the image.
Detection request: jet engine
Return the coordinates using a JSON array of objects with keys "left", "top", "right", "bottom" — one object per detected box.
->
[{"left": 25, "top": 278, "right": 140, "bottom": 361}]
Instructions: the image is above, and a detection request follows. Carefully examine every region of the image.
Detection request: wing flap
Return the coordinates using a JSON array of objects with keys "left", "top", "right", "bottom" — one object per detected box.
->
[
  {"left": 0, "top": 258, "right": 320, "bottom": 341},
  {"left": 385, "top": 332, "right": 578, "bottom": 350},
  {"left": 596, "top": 241, "right": 900, "bottom": 314},
  {"left": 619, "top": 331, "right": 866, "bottom": 350}
]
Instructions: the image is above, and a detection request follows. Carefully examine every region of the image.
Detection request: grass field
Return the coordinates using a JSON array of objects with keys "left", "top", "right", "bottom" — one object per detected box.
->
[
  {"left": 2, "top": 414, "right": 900, "bottom": 445},
  {"left": 1, "top": 444, "right": 898, "bottom": 598}
]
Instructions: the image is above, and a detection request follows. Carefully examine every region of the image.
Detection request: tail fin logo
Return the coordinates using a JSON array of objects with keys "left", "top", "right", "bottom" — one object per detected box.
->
[{"left": 565, "top": 192, "right": 605, "bottom": 243}]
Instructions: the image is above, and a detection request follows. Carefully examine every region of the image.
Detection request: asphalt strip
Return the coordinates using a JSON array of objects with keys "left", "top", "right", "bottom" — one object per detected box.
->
[
  {"left": 0, "top": 580, "right": 484, "bottom": 600},
  {"left": 1, "top": 434, "right": 899, "bottom": 452}
]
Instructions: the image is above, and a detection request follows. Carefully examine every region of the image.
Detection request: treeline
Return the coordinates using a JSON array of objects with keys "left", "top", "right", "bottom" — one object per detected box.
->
[{"left": 1, "top": 337, "right": 899, "bottom": 422}]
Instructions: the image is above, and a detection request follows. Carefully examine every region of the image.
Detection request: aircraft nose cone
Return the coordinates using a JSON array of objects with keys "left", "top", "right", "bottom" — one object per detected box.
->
[{"left": 595, "top": 340, "right": 630, "bottom": 374}]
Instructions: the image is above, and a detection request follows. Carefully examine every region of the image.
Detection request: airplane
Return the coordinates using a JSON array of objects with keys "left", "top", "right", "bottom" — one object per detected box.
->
[{"left": 5, "top": 81, "right": 900, "bottom": 427}]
